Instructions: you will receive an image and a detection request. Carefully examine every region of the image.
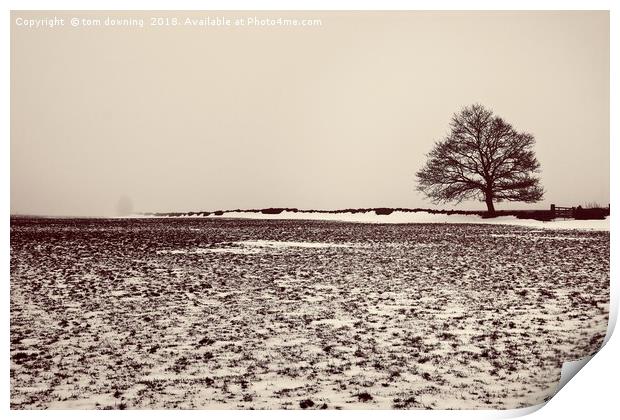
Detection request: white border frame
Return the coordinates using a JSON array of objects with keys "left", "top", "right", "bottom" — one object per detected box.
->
[{"left": 3, "top": 1, "right": 616, "bottom": 419}]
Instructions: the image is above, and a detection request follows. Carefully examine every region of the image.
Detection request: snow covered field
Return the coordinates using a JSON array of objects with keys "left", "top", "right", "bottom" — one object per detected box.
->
[
  {"left": 140, "top": 210, "right": 610, "bottom": 231},
  {"left": 10, "top": 217, "right": 609, "bottom": 409}
]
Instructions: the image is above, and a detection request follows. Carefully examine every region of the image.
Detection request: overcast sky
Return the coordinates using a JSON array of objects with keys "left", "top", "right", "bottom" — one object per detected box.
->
[{"left": 11, "top": 11, "right": 609, "bottom": 216}]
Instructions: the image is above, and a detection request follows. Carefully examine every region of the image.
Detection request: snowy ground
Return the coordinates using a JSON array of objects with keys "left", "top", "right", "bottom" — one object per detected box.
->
[
  {"left": 10, "top": 218, "right": 609, "bottom": 409},
  {"left": 138, "top": 210, "right": 610, "bottom": 231}
]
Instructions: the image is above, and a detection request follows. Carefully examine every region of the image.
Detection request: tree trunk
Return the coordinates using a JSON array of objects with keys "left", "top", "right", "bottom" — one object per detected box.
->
[{"left": 485, "top": 193, "right": 495, "bottom": 214}]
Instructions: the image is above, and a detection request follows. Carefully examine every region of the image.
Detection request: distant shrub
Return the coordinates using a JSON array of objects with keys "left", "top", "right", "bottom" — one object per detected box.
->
[
  {"left": 515, "top": 211, "right": 554, "bottom": 221},
  {"left": 213, "top": 210, "right": 224, "bottom": 216},
  {"left": 374, "top": 208, "right": 394, "bottom": 215},
  {"left": 481, "top": 210, "right": 554, "bottom": 221},
  {"left": 261, "top": 208, "right": 285, "bottom": 215},
  {"left": 574, "top": 207, "right": 608, "bottom": 220}
]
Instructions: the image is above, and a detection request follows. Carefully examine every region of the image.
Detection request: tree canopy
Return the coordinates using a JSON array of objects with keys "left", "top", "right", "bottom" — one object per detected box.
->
[{"left": 416, "top": 104, "right": 543, "bottom": 213}]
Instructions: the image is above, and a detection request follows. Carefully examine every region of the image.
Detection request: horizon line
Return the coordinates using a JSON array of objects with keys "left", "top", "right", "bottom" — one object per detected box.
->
[{"left": 11, "top": 204, "right": 600, "bottom": 219}]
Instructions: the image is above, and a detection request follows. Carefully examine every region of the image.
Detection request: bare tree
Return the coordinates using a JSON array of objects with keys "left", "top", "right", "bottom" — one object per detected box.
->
[{"left": 416, "top": 104, "right": 543, "bottom": 213}]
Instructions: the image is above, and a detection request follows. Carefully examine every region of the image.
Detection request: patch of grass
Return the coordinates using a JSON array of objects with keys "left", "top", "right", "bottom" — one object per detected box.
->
[
  {"left": 299, "top": 399, "right": 315, "bottom": 409},
  {"left": 356, "top": 391, "right": 373, "bottom": 402}
]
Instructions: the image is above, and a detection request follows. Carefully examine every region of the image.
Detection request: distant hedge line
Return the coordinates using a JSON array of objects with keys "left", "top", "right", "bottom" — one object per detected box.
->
[{"left": 140, "top": 207, "right": 609, "bottom": 221}]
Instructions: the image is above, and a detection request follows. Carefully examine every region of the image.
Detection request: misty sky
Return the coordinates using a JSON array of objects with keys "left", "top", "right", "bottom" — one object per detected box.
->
[{"left": 11, "top": 11, "right": 609, "bottom": 216}]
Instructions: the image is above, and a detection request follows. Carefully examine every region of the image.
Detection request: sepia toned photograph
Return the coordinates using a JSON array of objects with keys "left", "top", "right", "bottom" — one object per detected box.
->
[{"left": 9, "top": 10, "right": 610, "bottom": 410}]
